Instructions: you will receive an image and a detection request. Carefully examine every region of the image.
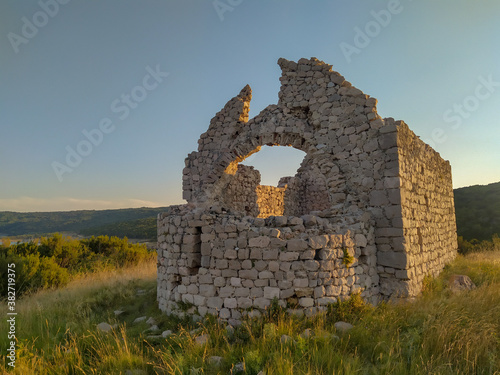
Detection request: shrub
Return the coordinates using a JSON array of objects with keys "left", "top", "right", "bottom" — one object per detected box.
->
[
  {"left": 327, "top": 292, "right": 371, "bottom": 323},
  {"left": 0, "top": 234, "right": 153, "bottom": 298}
]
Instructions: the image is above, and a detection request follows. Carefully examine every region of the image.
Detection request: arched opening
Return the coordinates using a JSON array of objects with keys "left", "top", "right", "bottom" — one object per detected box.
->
[
  {"left": 240, "top": 146, "right": 306, "bottom": 218},
  {"left": 221, "top": 145, "right": 331, "bottom": 218},
  {"left": 240, "top": 146, "right": 306, "bottom": 187}
]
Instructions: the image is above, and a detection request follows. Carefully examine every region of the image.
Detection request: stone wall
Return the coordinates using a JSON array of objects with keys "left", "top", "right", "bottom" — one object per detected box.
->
[
  {"left": 220, "top": 164, "right": 261, "bottom": 217},
  {"left": 396, "top": 121, "right": 457, "bottom": 295},
  {"left": 159, "top": 57, "right": 458, "bottom": 321},
  {"left": 256, "top": 185, "right": 286, "bottom": 218},
  {"left": 157, "top": 206, "right": 377, "bottom": 324}
]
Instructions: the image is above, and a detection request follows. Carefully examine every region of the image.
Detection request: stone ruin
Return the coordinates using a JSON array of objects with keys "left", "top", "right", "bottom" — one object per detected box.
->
[{"left": 157, "top": 57, "right": 458, "bottom": 322}]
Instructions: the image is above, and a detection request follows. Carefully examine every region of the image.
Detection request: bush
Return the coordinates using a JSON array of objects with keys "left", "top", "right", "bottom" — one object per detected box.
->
[
  {"left": 458, "top": 234, "right": 500, "bottom": 255},
  {"left": 327, "top": 292, "right": 371, "bottom": 323},
  {"left": 0, "top": 234, "right": 154, "bottom": 298},
  {"left": 0, "top": 250, "right": 69, "bottom": 296}
]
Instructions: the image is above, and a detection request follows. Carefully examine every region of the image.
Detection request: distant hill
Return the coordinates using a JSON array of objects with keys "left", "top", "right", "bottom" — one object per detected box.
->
[
  {"left": 79, "top": 217, "right": 157, "bottom": 240},
  {"left": 454, "top": 181, "right": 500, "bottom": 241},
  {"left": 1, "top": 181, "right": 498, "bottom": 242},
  {"left": 0, "top": 207, "right": 167, "bottom": 240}
]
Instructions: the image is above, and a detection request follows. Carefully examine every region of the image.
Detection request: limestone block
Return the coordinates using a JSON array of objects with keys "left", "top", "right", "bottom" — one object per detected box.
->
[
  {"left": 279, "top": 252, "right": 299, "bottom": 261},
  {"left": 304, "top": 260, "right": 320, "bottom": 271},
  {"left": 207, "top": 297, "right": 223, "bottom": 310},
  {"left": 254, "top": 297, "right": 271, "bottom": 309},
  {"left": 222, "top": 269, "right": 238, "bottom": 278},
  {"left": 199, "top": 274, "right": 213, "bottom": 284},
  {"left": 281, "top": 288, "right": 295, "bottom": 299},
  {"left": 225, "top": 249, "right": 238, "bottom": 259},
  {"left": 354, "top": 234, "right": 367, "bottom": 247},
  {"left": 201, "top": 233, "right": 215, "bottom": 242},
  {"left": 263, "top": 249, "right": 279, "bottom": 260},
  {"left": 250, "top": 248, "right": 263, "bottom": 260},
  {"left": 275, "top": 216, "right": 288, "bottom": 226},
  {"left": 254, "top": 279, "right": 268, "bottom": 287},
  {"left": 294, "top": 278, "right": 309, "bottom": 288},
  {"left": 219, "top": 286, "right": 234, "bottom": 298},
  {"left": 214, "top": 276, "right": 226, "bottom": 287},
  {"left": 249, "top": 236, "right": 270, "bottom": 247},
  {"left": 224, "top": 298, "right": 238, "bottom": 309},
  {"left": 369, "top": 190, "right": 389, "bottom": 206},
  {"left": 264, "top": 287, "right": 280, "bottom": 299},
  {"left": 193, "top": 295, "right": 206, "bottom": 306},
  {"left": 238, "top": 297, "right": 252, "bottom": 309},
  {"left": 309, "top": 235, "right": 329, "bottom": 249},
  {"left": 299, "top": 250, "right": 316, "bottom": 260},
  {"left": 229, "top": 260, "right": 241, "bottom": 270},
  {"left": 327, "top": 234, "right": 342, "bottom": 248},
  {"left": 259, "top": 271, "right": 274, "bottom": 279},
  {"left": 239, "top": 269, "right": 258, "bottom": 279},
  {"left": 215, "top": 259, "right": 228, "bottom": 269},
  {"left": 287, "top": 239, "right": 308, "bottom": 251},
  {"left": 299, "top": 298, "right": 314, "bottom": 307},
  {"left": 314, "top": 286, "right": 325, "bottom": 298},
  {"left": 235, "top": 287, "right": 250, "bottom": 297},
  {"left": 187, "top": 285, "right": 199, "bottom": 295},
  {"left": 254, "top": 261, "right": 267, "bottom": 271},
  {"left": 250, "top": 287, "right": 264, "bottom": 298},
  {"left": 200, "top": 285, "right": 216, "bottom": 297},
  {"left": 378, "top": 251, "right": 408, "bottom": 269},
  {"left": 269, "top": 261, "right": 280, "bottom": 272},
  {"left": 219, "top": 308, "right": 231, "bottom": 319}
]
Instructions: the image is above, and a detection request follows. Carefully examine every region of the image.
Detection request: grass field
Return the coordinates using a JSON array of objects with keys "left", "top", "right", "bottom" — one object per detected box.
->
[{"left": 1, "top": 250, "right": 499, "bottom": 374}]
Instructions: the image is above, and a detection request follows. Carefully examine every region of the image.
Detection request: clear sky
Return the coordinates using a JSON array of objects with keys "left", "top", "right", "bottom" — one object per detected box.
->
[{"left": 1, "top": 0, "right": 499, "bottom": 212}]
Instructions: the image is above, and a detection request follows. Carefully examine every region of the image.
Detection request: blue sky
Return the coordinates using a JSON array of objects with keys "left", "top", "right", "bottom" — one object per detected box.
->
[{"left": 1, "top": 0, "right": 499, "bottom": 212}]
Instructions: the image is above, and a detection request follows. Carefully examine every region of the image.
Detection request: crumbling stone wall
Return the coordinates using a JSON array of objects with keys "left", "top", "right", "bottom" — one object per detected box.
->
[
  {"left": 220, "top": 164, "right": 260, "bottom": 217},
  {"left": 158, "top": 57, "right": 458, "bottom": 322},
  {"left": 157, "top": 206, "right": 372, "bottom": 323},
  {"left": 256, "top": 185, "right": 286, "bottom": 218},
  {"left": 283, "top": 158, "right": 331, "bottom": 216}
]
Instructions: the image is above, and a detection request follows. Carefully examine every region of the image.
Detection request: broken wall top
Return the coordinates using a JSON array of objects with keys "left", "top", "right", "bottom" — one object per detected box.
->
[{"left": 183, "top": 57, "right": 389, "bottom": 210}]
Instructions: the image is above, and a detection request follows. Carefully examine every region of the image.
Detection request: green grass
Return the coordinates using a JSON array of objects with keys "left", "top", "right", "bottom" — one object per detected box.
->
[{"left": 1, "top": 251, "right": 500, "bottom": 374}]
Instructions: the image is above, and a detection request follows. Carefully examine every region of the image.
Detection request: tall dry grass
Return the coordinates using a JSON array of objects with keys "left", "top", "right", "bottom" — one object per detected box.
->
[{"left": 1, "top": 252, "right": 499, "bottom": 374}]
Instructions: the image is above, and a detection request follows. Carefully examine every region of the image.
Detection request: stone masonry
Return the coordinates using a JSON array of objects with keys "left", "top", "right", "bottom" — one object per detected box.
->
[{"left": 157, "top": 57, "right": 458, "bottom": 323}]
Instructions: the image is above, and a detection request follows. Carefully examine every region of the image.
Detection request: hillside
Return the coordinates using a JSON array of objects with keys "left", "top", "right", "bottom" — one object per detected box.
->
[
  {"left": 0, "top": 207, "right": 167, "bottom": 239},
  {"left": 0, "top": 180, "right": 498, "bottom": 242},
  {"left": 454, "top": 181, "right": 500, "bottom": 241},
  {"left": 79, "top": 217, "right": 157, "bottom": 240}
]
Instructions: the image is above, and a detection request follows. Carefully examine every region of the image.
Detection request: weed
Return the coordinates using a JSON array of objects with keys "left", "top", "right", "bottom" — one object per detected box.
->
[{"left": 341, "top": 247, "right": 354, "bottom": 268}]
